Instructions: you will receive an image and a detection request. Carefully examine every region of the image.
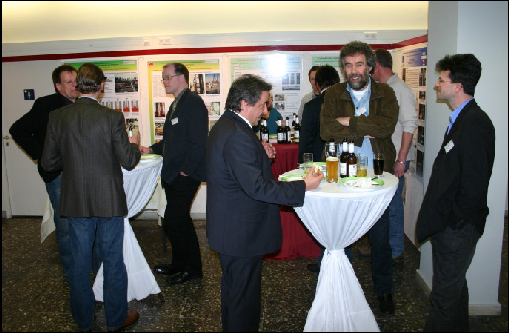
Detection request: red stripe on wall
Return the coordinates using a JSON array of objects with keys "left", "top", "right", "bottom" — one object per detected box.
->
[{"left": 2, "top": 35, "right": 426, "bottom": 63}]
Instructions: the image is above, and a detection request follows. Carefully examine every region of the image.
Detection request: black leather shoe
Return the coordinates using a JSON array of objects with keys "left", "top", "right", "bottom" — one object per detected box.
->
[
  {"left": 154, "top": 264, "right": 181, "bottom": 276},
  {"left": 307, "top": 264, "right": 320, "bottom": 272},
  {"left": 378, "top": 292, "right": 395, "bottom": 315},
  {"left": 167, "top": 271, "right": 202, "bottom": 286}
]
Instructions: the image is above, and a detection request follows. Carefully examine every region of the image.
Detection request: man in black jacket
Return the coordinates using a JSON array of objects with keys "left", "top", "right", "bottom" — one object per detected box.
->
[
  {"left": 140, "top": 63, "right": 208, "bottom": 286},
  {"left": 416, "top": 54, "right": 495, "bottom": 332},
  {"left": 9, "top": 65, "right": 79, "bottom": 280}
]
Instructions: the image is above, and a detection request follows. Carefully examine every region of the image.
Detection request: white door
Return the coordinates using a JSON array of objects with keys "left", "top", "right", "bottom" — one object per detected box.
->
[{"left": 2, "top": 61, "right": 58, "bottom": 216}]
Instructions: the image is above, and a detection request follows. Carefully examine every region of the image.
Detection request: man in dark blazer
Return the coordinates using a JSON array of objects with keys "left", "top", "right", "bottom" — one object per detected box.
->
[
  {"left": 416, "top": 54, "right": 495, "bottom": 332},
  {"left": 140, "top": 63, "right": 208, "bottom": 286},
  {"left": 42, "top": 63, "right": 140, "bottom": 332},
  {"left": 206, "top": 74, "right": 323, "bottom": 332},
  {"left": 299, "top": 65, "right": 340, "bottom": 163},
  {"left": 9, "top": 65, "right": 80, "bottom": 279}
]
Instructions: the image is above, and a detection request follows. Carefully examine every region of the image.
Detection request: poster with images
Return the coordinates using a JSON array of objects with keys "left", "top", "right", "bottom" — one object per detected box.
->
[
  {"left": 230, "top": 54, "right": 303, "bottom": 120},
  {"left": 147, "top": 59, "right": 222, "bottom": 143},
  {"left": 65, "top": 60, "right": 141, "bottom": 137},
  {"left": 311, "top": 54, "right": 344, "bottom": 82},
  {"left": 400, "top": 46, "right": 427, "bottom": 178}
]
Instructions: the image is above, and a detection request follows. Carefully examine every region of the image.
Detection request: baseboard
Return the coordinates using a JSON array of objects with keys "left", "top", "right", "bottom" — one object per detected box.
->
[{"left": 415, "top": 269, "right": 502, "bottom": 316}]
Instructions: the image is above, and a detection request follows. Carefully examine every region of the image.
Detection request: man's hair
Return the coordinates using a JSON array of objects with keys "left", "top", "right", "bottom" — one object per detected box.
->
[
  {"left": 225, "top": 74, "right": 272, "bottom": 112},
  {"left": 315, "top": 65, "right": 340, "bottom": 90},
  {"left": 309, "top": 66, "right": 320, "bottom": 79},
  {"left": 76, "top": 63, "right": 106, "bottom": 94},
  {"left": 435, "top": 54, "right": 481, "bottom": 96},
  {"left": 374, "top": 48, "right": 393, "bottom": 69},
  {"left": 163, "top": 62, "right": 190, "bottom": 84},
  {"left": 52, "top": 65, "right": 77, "bottom": 93},
  {"left": 339, "top": 41, "right": 376, "bottom": 71}
]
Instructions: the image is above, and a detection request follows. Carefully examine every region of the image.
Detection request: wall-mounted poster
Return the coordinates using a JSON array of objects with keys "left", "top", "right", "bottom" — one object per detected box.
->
[
  {"left": 147, "top": 59, "right": 222, "bottom": 143},
  {"left": 230, "top": 54, "right": 303, "bottom": 120},
  {"left": 64, "top": 60, "right": 141, "bottom": 137},
  {"left": 311, "top": 54, "right": 344, "bottom": 82},
  {"left": 400, "top": 46, "right": 427, "bottom": 179}
]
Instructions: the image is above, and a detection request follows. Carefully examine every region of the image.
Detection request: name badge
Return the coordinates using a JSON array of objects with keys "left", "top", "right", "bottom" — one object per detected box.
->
[
  {"left": 444, "top": 140, "right": 454, "bottom": 153},
  {"left": 171, "top": 117, "right": 178, "bottom": 125}
]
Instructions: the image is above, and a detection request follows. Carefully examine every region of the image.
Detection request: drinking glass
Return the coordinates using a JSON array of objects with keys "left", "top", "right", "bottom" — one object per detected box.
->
[
  {"left": 373, "top": 152, "right": 385, "bottom": 176},
  {"left": 303, "top": 153, "right": 313, "bottom": 173},
  {"left": 358, "top": 156, "right": 368, "bottom": 177}
]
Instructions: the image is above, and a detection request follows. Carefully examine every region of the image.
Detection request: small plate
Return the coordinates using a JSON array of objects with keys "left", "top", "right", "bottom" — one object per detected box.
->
[
  {"left": 140, "top": 154, "right": 161, "bottom": 160},
  {"left": 281, "top": 174, "right": 306, "bottom": 182},
  {"left": 337, "top": 177, "right": 384, "bottom": 191}
]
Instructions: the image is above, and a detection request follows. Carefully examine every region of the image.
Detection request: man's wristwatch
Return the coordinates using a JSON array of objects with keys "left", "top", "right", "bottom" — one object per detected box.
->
[{"left": 395, "top": 160, "right": 405, "bottom": 165}]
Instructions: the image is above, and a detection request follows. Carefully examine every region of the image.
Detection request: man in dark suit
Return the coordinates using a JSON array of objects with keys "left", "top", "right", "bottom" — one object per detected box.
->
[
  {"left": 299, "top": 65, "right": 340, "bottom": 163},
  {"left": 9, "top": 65, "right": 82, "bottom": 279},
  {"left": 416, "top": 54, "right": 495, "bottom": 332},
  {"left": 140, "top": 63, "right": 208, "bottom": 286},
  {"left": 42, "top": 63, "right": 140, "bottom": 332},
  {"left": 206, "top": 74, "right": 323, "bottom": 332}
]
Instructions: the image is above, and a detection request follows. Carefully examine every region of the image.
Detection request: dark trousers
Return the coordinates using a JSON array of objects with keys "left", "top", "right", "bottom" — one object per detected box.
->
[
  {"left": 368, "top": 208, "right": 393, "bottom": 296},
  {"left": 424, "top": 223, "right": 480, "bottom": 332},
  {"left": 219, "top": 254, "right": 262, "bottom": 332},
  {"left": 163, "top": 175, "right": 202, "bottom": 275}
]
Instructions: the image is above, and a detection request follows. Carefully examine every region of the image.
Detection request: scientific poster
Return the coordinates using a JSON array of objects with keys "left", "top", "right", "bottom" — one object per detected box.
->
[
  {"left": 311, "top": 54, "right": 344, "bottom": 82},
  {"left": 147, "top": 59, "right": 222, "bottom": 143},
  {"left": 400, "top": 46, "right": 427, "bottom": 179},
  {"left": 230, "top": 54, "right": 303, "bottom": 120},
  {"left": 65, "top": 60, "right": 141, "bottom": 137}
]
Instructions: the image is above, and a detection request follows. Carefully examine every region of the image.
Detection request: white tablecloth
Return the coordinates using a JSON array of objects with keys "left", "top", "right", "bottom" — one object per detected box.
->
[
  {"left": 290, "top": 170, "right": 398, "bottom": 332},
  {"left": 41, "top": 157, "right": 163, "bottom": 302}
]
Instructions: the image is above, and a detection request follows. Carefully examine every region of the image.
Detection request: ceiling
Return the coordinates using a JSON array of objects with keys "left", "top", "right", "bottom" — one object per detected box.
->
[{"left": 2, "top": 1, "right": 429, "bottom": 44}]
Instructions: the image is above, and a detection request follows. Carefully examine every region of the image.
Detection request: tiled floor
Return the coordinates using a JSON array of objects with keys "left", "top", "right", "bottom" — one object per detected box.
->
[{"left": 2, "top": 216, "right": 507, "bottom": 332}]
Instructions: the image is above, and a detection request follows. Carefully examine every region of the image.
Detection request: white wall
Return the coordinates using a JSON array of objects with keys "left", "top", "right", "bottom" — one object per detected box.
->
[{"left": 418, "top": 1, "right": 508, "bottom": 315}]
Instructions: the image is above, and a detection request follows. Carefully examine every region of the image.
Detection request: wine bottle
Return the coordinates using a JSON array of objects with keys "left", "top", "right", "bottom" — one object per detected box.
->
[
  {"left": 347, "top": 140, "right": 357, "bottom": 177},
  {"left": 277, "top": 117, "right": 284, "bottom": 144},
  {"left": 261, "top": 120, "right": 269, "bottom": 142},
  {"left": 293, "top": 115, "right": 301, "bottom": 143},
  {"left": 285, "top": 117, "right": 291, "bottom": 143},
  {"left": 339, "top": 137, "right": 349, "bottom": 178}
]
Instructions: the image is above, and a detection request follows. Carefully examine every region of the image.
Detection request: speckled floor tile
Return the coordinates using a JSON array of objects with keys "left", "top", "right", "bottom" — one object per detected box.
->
[{"left": 2, "top": 217, "right": 507, "bottom": 332}]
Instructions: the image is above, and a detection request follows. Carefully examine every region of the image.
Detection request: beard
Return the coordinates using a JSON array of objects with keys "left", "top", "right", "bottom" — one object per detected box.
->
[{"left": 347, "top": 71, "right": 370, "bottom": 90}]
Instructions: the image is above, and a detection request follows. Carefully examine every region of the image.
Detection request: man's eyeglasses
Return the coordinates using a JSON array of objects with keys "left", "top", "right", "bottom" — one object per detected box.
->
[
  {"left": 161, "top": 74, "right": 181, "bottom": 83},
  {"left": 437, "top": 78, "right": 453, "bottom": 84}
]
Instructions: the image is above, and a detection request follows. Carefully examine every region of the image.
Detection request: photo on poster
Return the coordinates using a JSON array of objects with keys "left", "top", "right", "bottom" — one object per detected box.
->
[
  {"left": 125, "top": 118, "right": 139, "bottom": 136},
  {"left": 208, "top": 120, "right": 218, "bottom": 132},
  {"left": 418, "top": 103, "right": 426, "bottom": 121},
  {"left": 154, "top": 122, "right": 164, "bottom": 137},
  {"left": 274, "top": 94, "right": 284, "bottom": 102},
  {"left": 115, "top": 72, "right": 138, "bottom": 93},
  {"left": 154, "top": 102, "right": 166, "bottom": 118},
  {"left": 189, "top": 73, "right": 205, "bottom": 94},
  {"left": 417, "top": 125, "right": 425, "bottom": 146},
  {"left": 416, "top": 150, "right": 424, "bottom": 177},
  {"left": 205, "top": 73, "right": 220, "bottom": 94}
]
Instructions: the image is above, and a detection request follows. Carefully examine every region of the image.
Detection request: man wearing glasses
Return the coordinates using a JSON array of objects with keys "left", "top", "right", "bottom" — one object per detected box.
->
[
  {"left": 9, "top": 65, "right": 82, "bottom": 281},
  {"left": 416, "top": 54, "right": 495, "bottom": 331},
  {"left": 140, "top": 63, "right": 208, "bottom": 286}
]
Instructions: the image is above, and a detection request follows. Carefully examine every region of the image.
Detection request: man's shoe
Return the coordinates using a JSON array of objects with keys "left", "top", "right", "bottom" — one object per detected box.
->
[
  {"left": 167, "top": 271, "right": 202, "bottom": 286},
  {"left": 307, "top": 264, "right": 320, "bottom": 272},
  {"left": 378, "top": 292, "right": 395, "bottom": 315},
  {"left": 108, "top": 310, "right": 139, "bottom": 332},
  {"left": 154, "top": 264, "right": 181, "bottom": 276}
]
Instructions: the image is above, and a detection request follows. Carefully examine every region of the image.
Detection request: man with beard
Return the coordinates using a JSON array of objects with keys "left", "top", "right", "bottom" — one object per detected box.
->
[{"left": 320, "top": 41, "right": 399, "bottom": 315}]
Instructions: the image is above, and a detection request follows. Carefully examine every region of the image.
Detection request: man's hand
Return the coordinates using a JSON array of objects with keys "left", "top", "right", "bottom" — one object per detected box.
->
[
  {"left": 337, "top": 117, "right": 350, "bottom": 127},
  {"left": 139, "top": 146, "right": 152, "bottom": 154},
  {"left": 261, "top": 140, "right": 276, "bottom": 159},
  {"left": 394, "top": 161, "right": 405, "bottom": 178},
  {"left": 304, "top": 165, "right": 323, "bottom": 191},
  {"left": 129, "top": 131, "right": 140, "bottom": 146}
]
